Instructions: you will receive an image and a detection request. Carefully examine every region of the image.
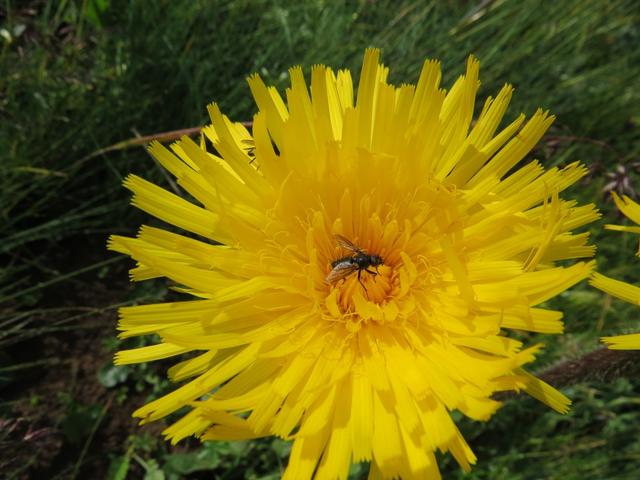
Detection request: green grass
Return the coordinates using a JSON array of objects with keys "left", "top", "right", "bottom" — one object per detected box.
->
[{"left": 2, "top": 0, "right": 640, "bottom": 478}]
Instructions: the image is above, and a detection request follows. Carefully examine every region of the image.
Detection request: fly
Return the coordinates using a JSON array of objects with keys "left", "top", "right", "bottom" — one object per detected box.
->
[
  {"left": 241, "top": 139, "right": 257, "bottom": 164},
  {"left": 325, "top": 234, "right": 383, "bottom": 296},
  {"left": 241, "top": 138, "right": 280, "bottom": 166}
]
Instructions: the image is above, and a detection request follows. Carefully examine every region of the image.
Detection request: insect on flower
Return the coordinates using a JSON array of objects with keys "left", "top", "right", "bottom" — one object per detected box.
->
[
  {"left": 241, "top": 139, "right": 256, "bottom": 164},
  {"left": 242, "top": 138, "right": 279, "bottom": 167},
  {"left": 325, "top": 234, "right": 383, "bottom": 295}
]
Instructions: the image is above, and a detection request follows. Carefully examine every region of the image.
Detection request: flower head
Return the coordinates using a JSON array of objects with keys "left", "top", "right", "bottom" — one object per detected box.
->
[
  {"left": 590, "top": 192, "right": 640, "bottom": 349},
  {"left": 109, "top": 49, "right": 599, "bottom": 479}
]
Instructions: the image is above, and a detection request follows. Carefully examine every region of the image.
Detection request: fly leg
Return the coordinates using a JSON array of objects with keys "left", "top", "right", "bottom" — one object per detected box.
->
[
  {"left": 357, "top": 269, "right": 369, "bottom": 299},
  {"left": 365, "top": 268, "right": 378, "bottom": 283}
]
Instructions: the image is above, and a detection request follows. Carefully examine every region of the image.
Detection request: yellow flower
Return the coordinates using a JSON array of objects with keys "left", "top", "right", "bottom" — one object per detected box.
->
[
  {"left": 590, "top": 192, "right": 640, "bottom": 350},
  {"left": 109, "top": 49, "right": 599, "bottom": 479}
]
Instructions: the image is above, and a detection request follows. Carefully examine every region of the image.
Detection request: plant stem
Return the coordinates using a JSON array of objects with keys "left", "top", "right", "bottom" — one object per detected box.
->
[{"left": 496, "top": 347, "right": 640, "bottom": 401}]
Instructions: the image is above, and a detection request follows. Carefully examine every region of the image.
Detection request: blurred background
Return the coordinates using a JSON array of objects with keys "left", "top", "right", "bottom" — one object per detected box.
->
[{"left": 1, "top": 0, "right": 640, "bottom": 478}]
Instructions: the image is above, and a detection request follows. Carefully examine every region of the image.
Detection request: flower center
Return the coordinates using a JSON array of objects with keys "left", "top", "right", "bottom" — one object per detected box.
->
[
  {"left": 332, "top": 263, "right": 393, "bottom": 307},
  {"left": 324, "top": 250, "right": 405, "bottom": 332}
]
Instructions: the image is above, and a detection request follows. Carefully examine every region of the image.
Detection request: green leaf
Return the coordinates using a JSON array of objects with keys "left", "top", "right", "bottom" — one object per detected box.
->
[
  {"left": 107, "top": 455, "right": 131, "bottom": 480},
  {"left": 98, "top": 363, "right": 130, "bottom": 388},
  {"left": 60, "top": 402, "right": 102, "bottom": 444},
  {"left": 84, "top": 0, "right": 110, "bottom": 28},
  {"left": 163, "top": 444, "right": 222, "bottom": 475},
  {"left": 143, "top": 459, "right": 165, "bottom": 480}
]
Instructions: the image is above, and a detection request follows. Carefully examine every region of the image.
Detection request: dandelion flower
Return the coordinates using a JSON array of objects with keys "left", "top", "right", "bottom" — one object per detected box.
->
[
  {"left": 109, "top": 49, "right": 599, "bottom": 479},
  {"left": 590, "top": 192, "right": 640, "bottom": 350}
]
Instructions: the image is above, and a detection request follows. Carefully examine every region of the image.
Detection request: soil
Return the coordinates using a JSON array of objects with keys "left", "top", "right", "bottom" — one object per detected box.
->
[{"left": 0, "top": 235, "right": 165, "bottom": 479}]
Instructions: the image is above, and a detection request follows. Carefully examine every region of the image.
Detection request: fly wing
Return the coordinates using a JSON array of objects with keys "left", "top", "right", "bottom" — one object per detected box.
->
[
  {"left": 325, "top": 262, "right": 358, "bottom": 285},
  {"left": 334, "top": 234, "right": 365, "bottom": 254}
]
